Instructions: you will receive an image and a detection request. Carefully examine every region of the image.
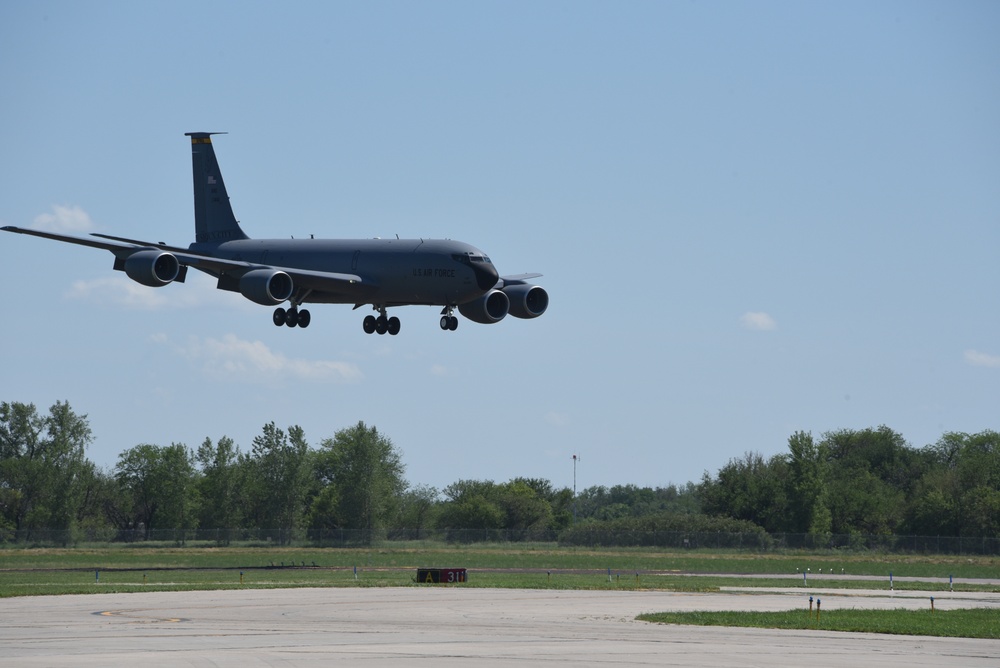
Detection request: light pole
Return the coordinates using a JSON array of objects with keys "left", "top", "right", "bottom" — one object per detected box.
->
[{"left": 572, "top": 454, "right": 578, "bottom": 523}]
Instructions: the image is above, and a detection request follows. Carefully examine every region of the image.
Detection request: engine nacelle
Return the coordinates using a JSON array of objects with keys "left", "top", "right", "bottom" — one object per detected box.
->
[
  {"left": 458, "top": 289, "right": 509, "bottom": 324},
  {"left": 239, "top": 269, "right": 294, "bottom": 306},
  {"left": 504, "top": 284, "right": 548, "bottom": 319},
  {"left": 124, "top": 250, "right": 181, "bottom": 287}
]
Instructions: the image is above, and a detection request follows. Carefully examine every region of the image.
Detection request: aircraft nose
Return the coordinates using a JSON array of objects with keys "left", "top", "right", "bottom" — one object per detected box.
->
[{"left": 474, "top": 261, "right": 499, "bottom": 291}]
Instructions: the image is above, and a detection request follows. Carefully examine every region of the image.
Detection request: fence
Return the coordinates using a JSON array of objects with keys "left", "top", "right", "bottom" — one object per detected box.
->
[{"left": 2, "top": 527, "right": 998, "bottom": 554}]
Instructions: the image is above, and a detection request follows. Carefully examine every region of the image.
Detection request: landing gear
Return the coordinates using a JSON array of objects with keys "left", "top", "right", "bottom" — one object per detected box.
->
[
  {"left": 363, "top": 307, "right": 400, "bottom": 336},
  {"left": 272, "top": 306, "right": 310, "bottom": 329},
  {"left": 439, "top": 306, "right": 459, "bottom": 331}
]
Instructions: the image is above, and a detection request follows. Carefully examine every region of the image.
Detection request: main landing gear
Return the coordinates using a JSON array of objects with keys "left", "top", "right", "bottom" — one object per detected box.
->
[
  {"left": 363, "top": 306, "right": 400, "bottom": 336},
  {"left": 273, "top": 306, "right": 311, "bottom": 328},
  {"left": 439, "top": 306, "right": 458, "bottom": 331}
]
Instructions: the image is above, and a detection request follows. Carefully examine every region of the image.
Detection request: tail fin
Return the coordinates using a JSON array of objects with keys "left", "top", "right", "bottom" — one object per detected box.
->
[{"left": 186, "top": 132, "right": 249, "bottom": 243}]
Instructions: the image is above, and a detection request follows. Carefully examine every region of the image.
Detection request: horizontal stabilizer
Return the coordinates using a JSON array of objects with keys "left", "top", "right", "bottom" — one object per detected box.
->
[{"left": 500, "top": 273, "right": 542, "bottom": 285}]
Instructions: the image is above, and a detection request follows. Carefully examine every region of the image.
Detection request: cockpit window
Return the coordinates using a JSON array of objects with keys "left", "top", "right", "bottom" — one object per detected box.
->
[{"left": 452, "top": 253, "right": 493, "bottom": 265}]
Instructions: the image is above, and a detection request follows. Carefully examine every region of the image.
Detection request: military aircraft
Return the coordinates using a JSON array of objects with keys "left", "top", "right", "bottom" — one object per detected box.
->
[{"left": 2, "top": 133, "right": 547, "bottom": 335}]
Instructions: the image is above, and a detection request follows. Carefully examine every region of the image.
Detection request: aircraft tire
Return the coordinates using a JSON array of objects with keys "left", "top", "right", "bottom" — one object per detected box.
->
[
  {"left": 375, "top": 316, "right": 388, "bottom": 335},
  {"left": 285, "top": 309, "right": 299, "bottom": 328},
  {"left": 273, "top": 307, "right": 286, "bottom": 326},
  {"left": 440, "top": 316, "right": 450, "bottom": 330},
  {"left": 298, "top": 310, "right": 311, "bottom": 328},
  {"left": 363, "top": 315, "right": 377, "bottom": 334},
  {"left": 448, "top": 316, "right": 459, "bottom": 331},
  {"left": 387, "top": 317, "right": 400, "bottom": 336}
]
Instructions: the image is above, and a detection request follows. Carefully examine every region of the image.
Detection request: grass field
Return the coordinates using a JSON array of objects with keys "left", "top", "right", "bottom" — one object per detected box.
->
[
  {"left": 638, "top": 608, "right": 1000, "bottom": 639},
  {"left": 2, "top": 543, "right": 997, "bottom": 638},
  {"left": 1, "top": 542, "right": 996, "bottom": 577}
]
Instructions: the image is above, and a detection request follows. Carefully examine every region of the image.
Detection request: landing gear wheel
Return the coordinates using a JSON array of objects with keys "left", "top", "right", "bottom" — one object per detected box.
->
[
  {"left": 273, "top": 307, "right": 287, "bottom": 326},
  {"left": 387, "top": 316, "right": 400, "bottom": 336},
  {"left": 285, "top": 308, "right": 299, "bottom": 328},
  {"left": 440, "top": 306, "right": 459, "bottom": 331},
  {"left": 297, "top": 309, "right": 311, "bottom": 328},
  {"left": 363, "top": 315, "right": 377, "bottom": 334},
  {"left": 375, "top": 315, "right": 388, "bottom": 335}
]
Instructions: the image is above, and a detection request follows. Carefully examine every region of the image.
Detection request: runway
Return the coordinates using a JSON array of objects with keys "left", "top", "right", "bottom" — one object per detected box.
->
[{"left": 1, "top": 587, "right": 998, "bottom": 667}]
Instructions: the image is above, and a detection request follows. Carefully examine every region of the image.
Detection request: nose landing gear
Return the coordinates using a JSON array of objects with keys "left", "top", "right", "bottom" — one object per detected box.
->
[{"left": 439, "top": 306, "right": 458, "bottom": 331}]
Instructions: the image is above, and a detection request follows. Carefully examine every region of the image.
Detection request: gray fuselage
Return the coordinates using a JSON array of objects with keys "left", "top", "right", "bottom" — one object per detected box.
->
[{"left": 193, "top": 237, "right": 499, "bottom": 307}]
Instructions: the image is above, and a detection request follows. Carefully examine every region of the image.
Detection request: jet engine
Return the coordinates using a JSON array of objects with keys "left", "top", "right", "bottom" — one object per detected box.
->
[
  {"left": 503, "top": 284, "right": 548, "bottom": 319},
  {"left": 124, "top": 250, "right": 181, "bottom": 287},
  {"left": 239, "top": 268, "right": 294, "bottom": 305},
  {"left": 458, "top": 289, "right": 509, "bottom": 324}
]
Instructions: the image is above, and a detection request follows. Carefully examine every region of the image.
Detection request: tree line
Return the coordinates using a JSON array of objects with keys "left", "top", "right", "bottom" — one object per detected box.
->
[
  {"left": 1, "top": 401, "right": 997, "bottom": 547},
  {"left": 698, "top": 426, "right": 999, "bottom": 539}
]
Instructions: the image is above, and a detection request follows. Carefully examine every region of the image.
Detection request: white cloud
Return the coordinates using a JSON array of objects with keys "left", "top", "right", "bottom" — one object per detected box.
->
[
  {"left": 964, "top": 349, "right": 1000, "bottom": 368},
  {"left": 67, "top": 276, "right": 173, "bottom": 310},
  {"left": 154, "top": 333, "right": 363, "bottom": 383},
  {"left": 32, "top": 204, "right": 95, "bottom": 233},
  {"left": 65, "top": 273, "right": 244, "bottom": 311},
  {"left": 545, "top": 411, "right": 570, "bottom": 427},
  {"left": 740, "top": 311, "right": 777, "bottom": 331},
  {"left": 430, "top": 364, "right": 449, "bottom": 377}
]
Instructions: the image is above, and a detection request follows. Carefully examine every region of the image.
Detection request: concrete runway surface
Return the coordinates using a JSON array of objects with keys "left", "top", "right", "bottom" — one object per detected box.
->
[{"left": 1, "top": 587, "right": 998, "bottom": 667}]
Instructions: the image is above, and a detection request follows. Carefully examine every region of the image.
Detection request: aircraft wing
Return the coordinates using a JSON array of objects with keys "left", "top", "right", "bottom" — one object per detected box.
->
[
  {"left": 1, "top": 225, "right": 368, "bottom": 293},
  {"left": 2, "top": 225, "right": 141, "bottom": 253}
]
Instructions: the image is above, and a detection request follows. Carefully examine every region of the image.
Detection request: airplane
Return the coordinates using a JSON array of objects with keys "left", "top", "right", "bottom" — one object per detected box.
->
[{"left": 2, "top": 132, "right": 547, "bottom": 335}]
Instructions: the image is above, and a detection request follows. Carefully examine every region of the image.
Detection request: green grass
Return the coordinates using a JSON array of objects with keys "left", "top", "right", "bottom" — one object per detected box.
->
[
  {"left": 637, "top": 608, "right": 1000, "bottom": 639},
  {"left": 0, "top": 564, "right": 723, "bottom": 597},
  {"left": 1, "top": 542, "right": 995, "bottom": 578},
  {"left": 0, "top": 542, "right": 995, "bottom": 599}
]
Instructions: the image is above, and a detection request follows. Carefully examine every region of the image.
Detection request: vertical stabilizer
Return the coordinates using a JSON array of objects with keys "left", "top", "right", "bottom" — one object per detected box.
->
[{"left": 186, "top": 132, "right": 249, "bottom": 243}]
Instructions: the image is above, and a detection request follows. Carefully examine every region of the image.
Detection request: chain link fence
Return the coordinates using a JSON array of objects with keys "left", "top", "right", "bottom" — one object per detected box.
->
[{"left": 2, "top": 527, "right": 998, "bottom": 554}]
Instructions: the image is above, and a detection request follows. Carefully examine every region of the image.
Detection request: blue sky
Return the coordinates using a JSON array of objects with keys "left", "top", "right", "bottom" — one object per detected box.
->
[{"left": 2, "top": 1, "right": 998, "bottom": 494}]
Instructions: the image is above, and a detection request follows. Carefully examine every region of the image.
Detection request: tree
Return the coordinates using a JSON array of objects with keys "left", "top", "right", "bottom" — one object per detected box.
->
[
  {"left": 73, "top": 462, "right": 118, "bottom": 539},
  {"left": 310, "top": 422, "right": 406, "bottom": 543},
  {"left": 195, "top": 436, "right": 243, "bottom": 543},
  {"left": 496, "top": 480, "right": 552, "bottom": 537},
  {"left": 786, "top": 431, "right": 831, "bottom": 535},
  {"left": 826, "top": 468, "right": 904, "bottom": 535},
  {"left": 437, "top": 494, "right": 505, "bottom": 542},
  {"left": 901, "top": 462, "right": 958, "bottom": 537},
  {"left": 946, "top": 431, "right": 1000, "bottom": 536},
  {"left": 0, "top": 401, "right": 92, "bottom": 542},
  {"left": 394, "top": 484, "right": 440, "bottom": 539},
  {"left": 243, "top": 423, "right": 310, "bottom": 544},
  {"left": 115, "top": 443, "right": 196, "bottom": 540},
  {"left": 699, "top": 451, "right": 790, "bottom": 533}
]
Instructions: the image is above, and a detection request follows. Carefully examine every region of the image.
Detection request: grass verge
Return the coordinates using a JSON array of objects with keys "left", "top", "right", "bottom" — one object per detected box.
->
[{"left": 637, "top": 608, "right": 1000, "bottom": 639}]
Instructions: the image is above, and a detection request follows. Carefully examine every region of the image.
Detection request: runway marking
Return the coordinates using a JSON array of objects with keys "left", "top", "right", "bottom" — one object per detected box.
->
[{"left": 95, "top": 609, "right": 185, "bottom": 623}]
